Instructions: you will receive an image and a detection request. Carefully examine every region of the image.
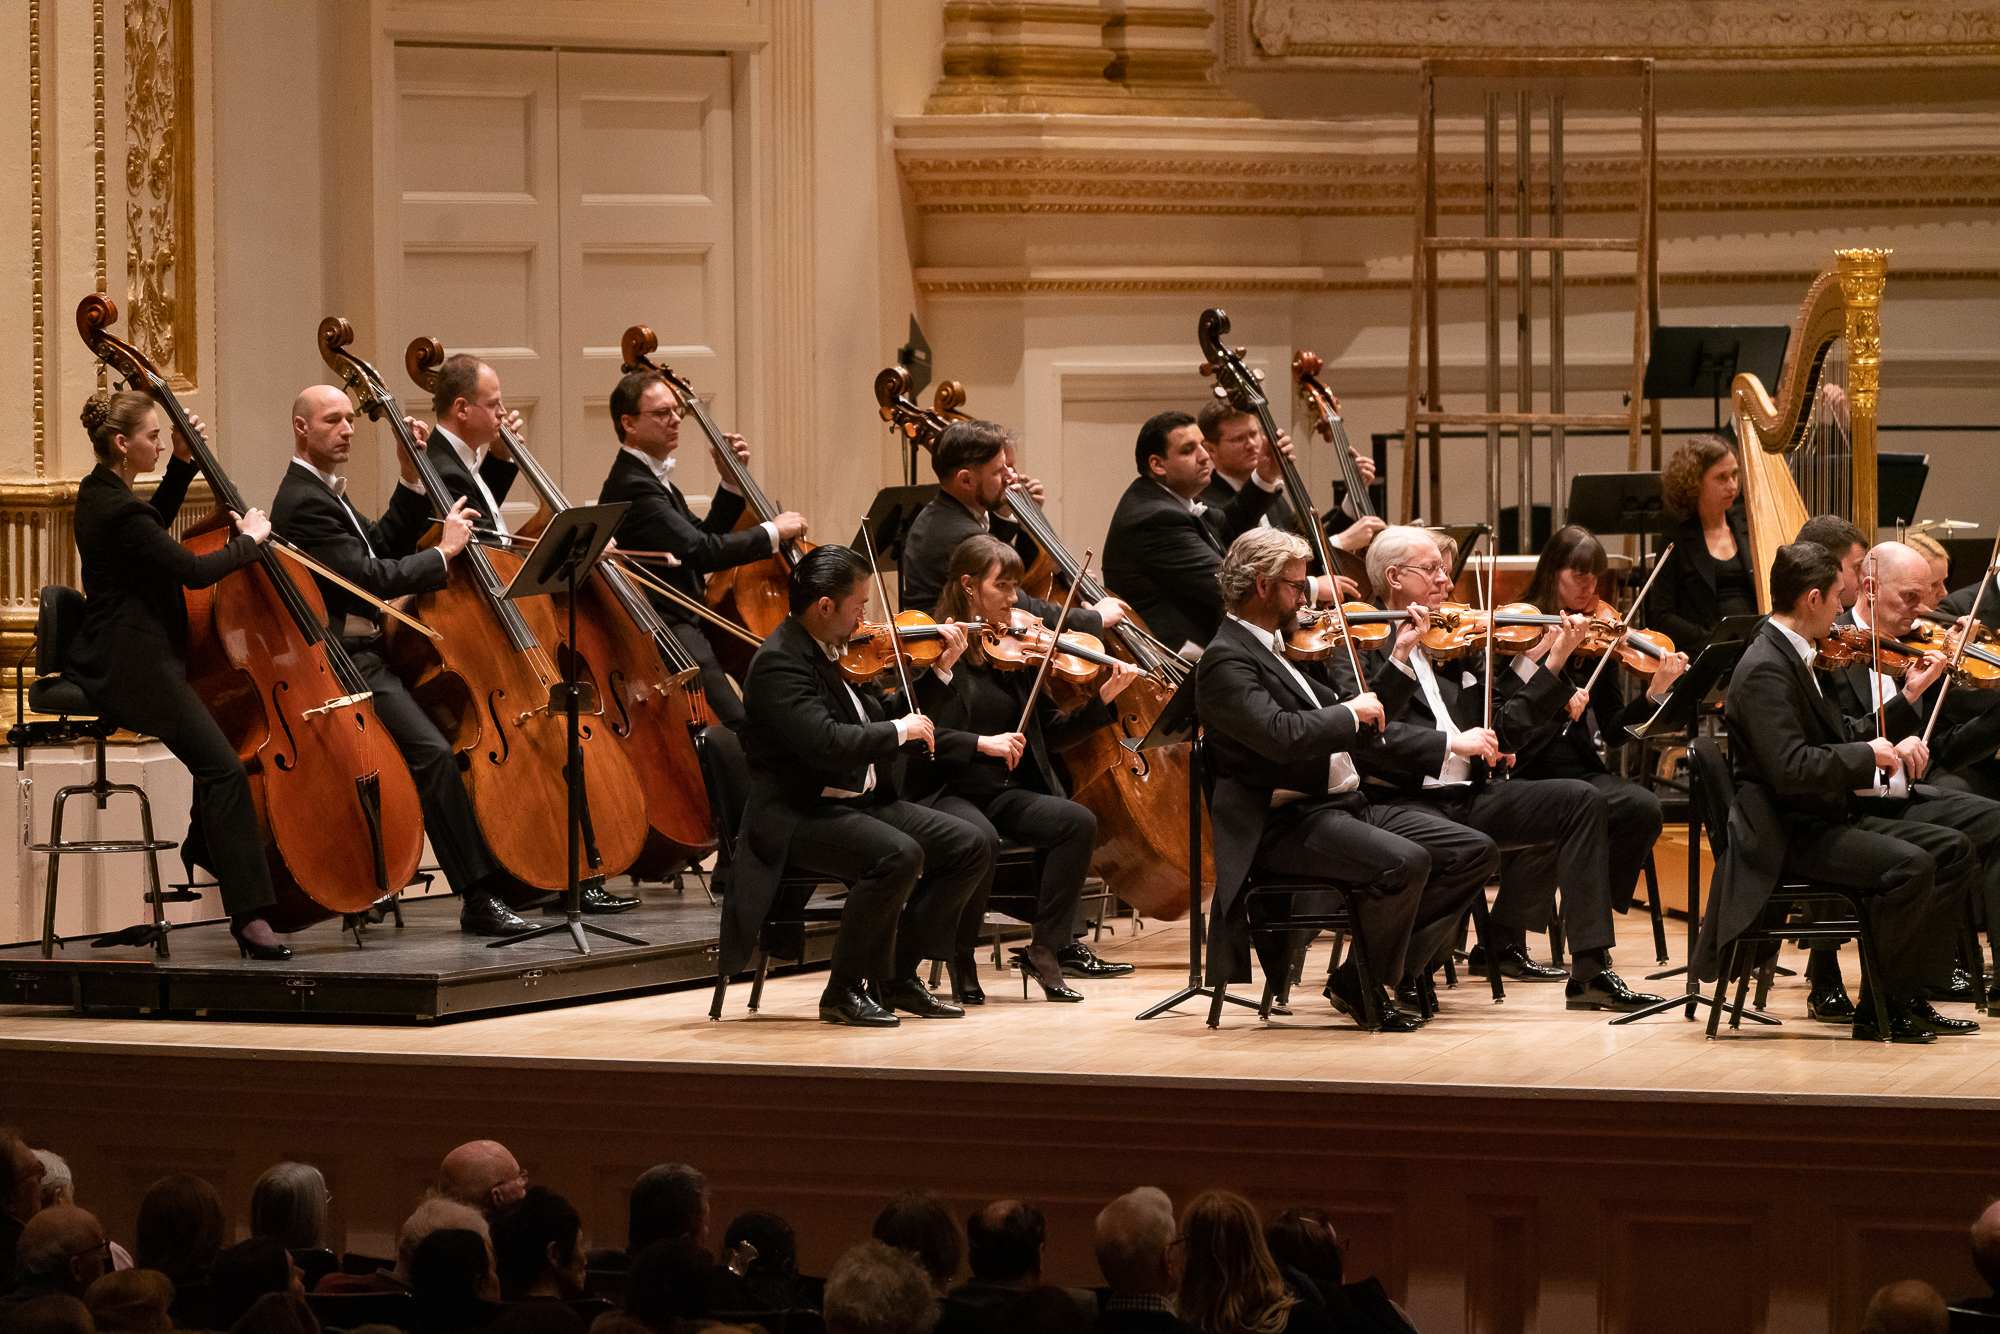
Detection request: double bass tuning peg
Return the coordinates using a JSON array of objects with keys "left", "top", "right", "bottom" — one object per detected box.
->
[
  {"left": 1197, "top": 363, "right": 1214, "bottom": 377},
  {"left": 1251, "top": 368, "right": 1265, "bottom": 382},
  {"left": 1212, "top": 386, "right": 1229, "bottom": 401}
]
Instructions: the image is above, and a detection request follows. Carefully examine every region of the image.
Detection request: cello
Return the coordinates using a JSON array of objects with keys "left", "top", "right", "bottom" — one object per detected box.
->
[
  {"left": 1292, "top": 349, "right": 1378, "bottom": 600},
  {"left": 405, "top": 336, "right": 716, "bottom": 870},
  {"left": 874, "top": 367, "right": 1215, "bottom": 919},
  {"left": 77, "top": 295, "right": 426, "bottom": 935},
  {"left": 620, "top": 325, "right": 810, "bottom": 673},
  {"left": 318, "top": 318, "right": 649, "bottom": 892}
]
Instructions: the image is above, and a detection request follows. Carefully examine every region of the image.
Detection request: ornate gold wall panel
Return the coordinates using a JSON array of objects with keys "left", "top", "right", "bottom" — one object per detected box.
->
[{"left": 124, "top": 0, "right": 195, "bottom": 390}]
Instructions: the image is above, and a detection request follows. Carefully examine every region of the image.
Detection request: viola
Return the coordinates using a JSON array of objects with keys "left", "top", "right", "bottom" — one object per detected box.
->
[
  {"left": 1889, "top": 620, "right": 2000, "bottom": 689},
  {"left": 1419, "top": 602, "right": 1591, "bottom": 660},
  {"left": 406, "top": 336, "right": 715, "bottom": 870},
  {"left": 838, "top": 613, "right": 988, "bottom": 683},
  {"left": 1813, "top": 624, "right": 1929, "bottom": 678},
  {"left": 1293, "top": 349, "right": 1376, "bottom": 599},
  {"left": 78, "top": 295, "right": 427, "bottom": 932},
  {"left": 1570, "top": 601, "right": 1677, "bottom": 678}
]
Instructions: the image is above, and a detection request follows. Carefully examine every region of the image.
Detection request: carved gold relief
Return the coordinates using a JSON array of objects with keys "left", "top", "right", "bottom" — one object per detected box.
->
[{"left": 124, "top": 0, "right": 195, "bottom": 389}]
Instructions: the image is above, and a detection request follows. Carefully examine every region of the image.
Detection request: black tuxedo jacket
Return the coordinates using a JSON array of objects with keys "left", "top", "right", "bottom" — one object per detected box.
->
[
  {"left": 66, "top": 458, "right": 262, "bottom": 715},
  {"left": 897, "top": 491, "right": 1105, "bottom": 639},
  {"left": 1649, "top": 504, "right": 1752, "bottom": 656},
  {"left": 1509, "top": 652, "right": 1654, "bottom": 780},
  {"left": 1198, "top": 472, "right": 1295, "bottom": 531},
  {"left": 1352, "top": 631, "right": 1569, "bottom": 792},
  {"left": 1102, "top": 476, "right": 1270, "bottom": 653},
  {"left": 1939, "top": 575, "right": 2000, "bottom": 634},
  {"left": 597, "top": 448, "right": 764, "bottom": 622},
  {"left": 1817, "top": 609, "right": 2000, "bottom": 778},
  {"left": 270, "top": 464, "right": 446, "bottom": 635},
  {"left": 424, "top": 434, "right": 520, "bottom": 532},
  {"left": 909, "top": 658, "right": 1109, "bottom": 802}
]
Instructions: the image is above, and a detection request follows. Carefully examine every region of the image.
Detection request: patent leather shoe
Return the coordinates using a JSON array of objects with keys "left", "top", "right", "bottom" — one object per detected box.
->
[
  {"left": 1017, "top": 944, "right": 1085, "bottom": 1001},
  {"left": 1053, "top": 941, "right": 1134, "bottom": 978},
  {"left": 1324, "top": 976, "right": 1422, "bottom": 1032},
  {"left": 545, "top": 882, "right": 642, "bottom": 915},
  {"left": 1930, "top": 967, "right": 1981, "bottom": 1004},
  {"left": 229, "top": 917, "right": 292, "bottom": 962},
  {"left": 880, "top": 974, "right": 965, "bottom": 1018},
  {"left": 1909, "top": 997, "right": 1979, "bottom": 1035},
  {"left": 460, "top": 892, "right": 536, "bottom": 937},
  {"left": 1467, "top": 943, "right": 1567, "bottom": 982},
  {"left": 1564, "top": 971, "right": 1665, "bottom": 1012},
  {"left": 820, "top": 981, "right": 899, "bottom": 1028},
  {"left": 1394, "top": 976, "right": 1437, "bottom": 1020},
  {"left": 944, "top": 954, "right": 986, "bottom": 1005},
  {"left": 1807, "top": 978, "right": 1856, "bottom": 1024},
  {"left": 1852, "top": 992, "right": 1936, "bottom": 1044}
]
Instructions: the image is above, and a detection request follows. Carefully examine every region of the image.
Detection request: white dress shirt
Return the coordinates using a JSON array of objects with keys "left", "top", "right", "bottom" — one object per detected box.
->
[
  {"left": 1225, "top": 614, "right": 1357, "bottom": 802},
  {"left": 1386, "top": 640, "right": 1538, "bottom": 786},
  {"left": 621, "top": 445, "right": 779, "bottom": 554},
  {"left": 433, "top": 425, "right": 510, "bottom": 536},
  {"left": 814, "top": 637, "right": 917, "bottom": 798}
]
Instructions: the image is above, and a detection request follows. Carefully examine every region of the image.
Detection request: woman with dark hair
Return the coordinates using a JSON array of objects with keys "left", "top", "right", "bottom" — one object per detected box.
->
[
  {"left": 134, "top": 1173, "right": 227, "bottom": 1290},
  {"left": 1505, "top": 525, "right": 1687, "bottom": 924},
  {"left": 490, "top": 1187, "right": 587, "bottom": 1301},
  {"left": 1649, "top": 433, "right": 1754, "bottom": 656},
  {"left": 921, "top": 534, "right": 1145, "bottom": 1003},
  {"left": 409, "top": 1228, "right": 502, "bottom": 1334},
  {"left": 1176, "top": 1192, "right": 1330, "bottom": 1334},
  {"left": 870, "top": 1188, "right": 961, "bottom": 1298},
  {"left": 712, "top": 1210, "right": 820, "bottom": 1313},
  {"left": 625, "top": 1239, "right": 715, "bottom": 1334},
  {"left": 1263, "top": 1210, "right": 1416, "bottom": 1334}
]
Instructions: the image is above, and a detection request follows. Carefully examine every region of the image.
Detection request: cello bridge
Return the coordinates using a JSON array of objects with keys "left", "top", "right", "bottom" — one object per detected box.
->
[{"left": 302, "top": 692, "right": 372, "bottom": 719}]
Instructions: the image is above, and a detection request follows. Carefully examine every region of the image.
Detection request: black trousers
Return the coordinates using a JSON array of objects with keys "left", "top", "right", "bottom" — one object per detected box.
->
[
  {"left": 1780, "top": 810, "right": 1970, "bottom": 996},
  {"left": 1810, "top": 787, "right": 1998, "bottom": 979},
  {"left": 107, "top": 665, "right": 275, "bottom": 918},
  {"left": 1250, "top": 797, "right": 1498, "bottom": 985},
  {"left": 931, "top": 788, "right": 1095, "bottom": 954},
  {"left": 1380, "top": 775, "right": 1615, "bottom": 977},
  {"left": 669, "top": 621, "right": 744, "bottom": 728},
  {"left": 349, "top": 645, "right": 502, "bottom": 894},
  {"left": 783, "top": 797, "right": 990, "bottom": 981},
  {"left": 1498, "top": 771, "right": 1663, "bottom": 915}
]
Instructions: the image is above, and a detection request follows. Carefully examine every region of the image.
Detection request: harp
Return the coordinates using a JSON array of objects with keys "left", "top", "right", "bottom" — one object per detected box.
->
[{"left": 1732, "top": 247, "right": 1890, "bottom": 610}]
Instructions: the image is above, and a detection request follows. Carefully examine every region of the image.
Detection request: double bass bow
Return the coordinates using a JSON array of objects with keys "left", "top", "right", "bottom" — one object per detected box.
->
[
  {"left": 77, "top": 295, "right": 427, "bottom": 934},
  {"left": 318, "top": 319, "right": 649, "bottom": 893},
  {"left": 405, "top": 338, "right": 716, "bottom": 868}
]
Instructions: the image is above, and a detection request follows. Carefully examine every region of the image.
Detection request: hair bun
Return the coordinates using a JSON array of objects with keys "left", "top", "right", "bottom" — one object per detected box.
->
[{"left": 80, "top": 392, "right": 114, "bottom": 433}]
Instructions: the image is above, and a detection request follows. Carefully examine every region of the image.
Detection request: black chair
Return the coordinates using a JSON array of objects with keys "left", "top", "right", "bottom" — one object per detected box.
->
[
  {"left": 9, "top": 587, "right": 187, "bottom": 959},
  {"left": 338, "top": 1251, "right": 395, "bottom": 1277},
  {"left": 305, "top": 1291, "right": 418, "bottom": 1331},
  {"left": 1687, "top": 737, "right": 1892, "bottom": 1039},
  {"left": 695, "top": 722, "right": 852, "bottom": 1019},
  {"left": 289, "top": 1248, "right": 341, "bottom": 1294}
]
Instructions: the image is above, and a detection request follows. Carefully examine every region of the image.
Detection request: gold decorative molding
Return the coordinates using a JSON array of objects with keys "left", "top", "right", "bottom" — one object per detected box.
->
[
  {"left": 1228, "top": 0, "right": 2000, "bottom": 68},
  {"left": 914, "top": 267, "right": 1997, "bottom": 295},
  {"left": 124, "top": 0, "right": 196, "bottom": 390}
]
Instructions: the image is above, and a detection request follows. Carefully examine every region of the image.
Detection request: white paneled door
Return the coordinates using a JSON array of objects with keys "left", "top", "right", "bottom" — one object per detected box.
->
[{"left": 395, "top": 46, "right": 736, "bottom": 511}]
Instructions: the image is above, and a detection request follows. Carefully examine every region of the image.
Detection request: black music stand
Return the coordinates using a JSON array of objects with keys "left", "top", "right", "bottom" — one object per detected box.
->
[
  {"left": 489, "top": 502, "right": 647, "bottom": 956},
  {"left": 1567, "top": 472, "right": 1666, "bottom": 538},
  {"left": 1610, "top": 615, "right": 1777, "bottom": 1026},
  {"left": 852, "top": 486, "right": 941, "bottom": 574},
  {"left": 1131, "top": 676, "right": 1260, "bottom": 1021},
  {"left": 896, "top": 318, "right": 934, "bottom": 484},
  {"left": 1643, "top": 327, "right": 1790, "bottom": 433}
]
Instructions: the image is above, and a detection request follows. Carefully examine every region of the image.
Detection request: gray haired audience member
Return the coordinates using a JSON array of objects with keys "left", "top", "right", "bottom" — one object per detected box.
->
[
  {"left": 1094, "top": 1188, "right": 1196, "bottom": 1334},
  {"left": 1862, "top": 1280, "right": 1948, "bottom": 1334},
  {"left": 630, "top": 1166, "right": 709, "bottom": 1256},
  {"left": 30, "top": 1156, "right": 71, "bottom": 1213},
  {"left": 822, "top": 1241, "right": 938, "bottom": 1334},
  {"left": 3, "top": 1206, "right": 111, "bottom": 1310},
  {"left": 870, "top": 1190, "right": 962, "bottom": 1297},
  {"left": 249, "top": 1165, "right": 329, "bottom": 1252}
]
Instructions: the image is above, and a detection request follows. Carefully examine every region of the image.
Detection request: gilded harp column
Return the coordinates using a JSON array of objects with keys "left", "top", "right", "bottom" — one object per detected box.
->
[{"left": 1837, "top": 247, "right": 1889, "bottom": 540}]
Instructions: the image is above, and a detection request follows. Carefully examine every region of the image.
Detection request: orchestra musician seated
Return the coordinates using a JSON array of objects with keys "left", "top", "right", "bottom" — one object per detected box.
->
[
  {"left": 1356, "top": 525, "right": 1665, "bottom": 1011},
  {"left": 898, "top": 419, "right": 1123, "bottom": 637},
  {"left": 1650, "top": 435, "right": 1753, "bottom": 658},
  {"left": 1693, "top": 540, "right": 1976, "bottom": 1043},
  {"left": 1196, "top": 529, "right": 1498, "bottom": 1030},
  {"left": 598, "top": 368, "right": 809, "bottom": 728},
  {"left": 728, "top": 545, "right": 994, "bottom": 1029},
  {"left": 914, "top": 535, "right": 1147, "bottom": 1004},
  {"left": 1195, "top": 400, "right": 1383, "bottom": 559}
]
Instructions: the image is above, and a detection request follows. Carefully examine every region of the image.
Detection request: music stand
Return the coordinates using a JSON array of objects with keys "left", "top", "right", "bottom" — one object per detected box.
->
[
  {"left": 1643, "top": 326, "right": 1790, "bottom": 433},
  {"left": 1610, "top": 615, "right": 1778, "bottom": 1025},
  {"left": 489, "top": 502, "right": 648, "bottom": 956},
  {"left": 1130, "top": 676, "right": 1260, "bottom": 1021},
  {"left": 854, "top": 485, "right": 941, "bottom": 609},
  {"left": 896, "top": 318, "right": 933, "bottom": 484},
  {"left": 1566, "top": 472, "right": 1666, "bottom": 537}
]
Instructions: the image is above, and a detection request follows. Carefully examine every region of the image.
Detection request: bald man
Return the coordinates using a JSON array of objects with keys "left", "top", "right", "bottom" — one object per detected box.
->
[
  {"left": 436, "top": 1142, "right": 526, "bottom": 1216},
  {"left": 1862, "top": 1280, "right": 1948, "bottom": 1334},
  {"left": 0, "top": 1206, "right": 108, "bottom": 1309},
  {"left": 1802, "top": 538, "right": 2000, "bottom": 1025},
  {"left": 270, "top": 386, "right": 556, "bottom": 936},
  {"left": 1966, "top": 1200, "right": 2000, "bottom": 1314}
]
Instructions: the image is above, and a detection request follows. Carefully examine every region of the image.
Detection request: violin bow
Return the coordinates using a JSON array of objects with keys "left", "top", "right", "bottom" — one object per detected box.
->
[
  {"left": 1483, "top": 537, "right": 1496, "bottom": 735},
  {"left": 1578, "top": 542, "right": 1675, "bottom": 698},
  {"left": 858, "top": 523, "right": 922, "bottom": 731},
  {"left": 1920, "top": 529, "right": 2000, "bottom": 748},
  {"left": 1867, "top": 549, "right": 1887, "bottom": 743},
  {"left": 1017, "top": 551, "right": 1092, "bottom": 736}
]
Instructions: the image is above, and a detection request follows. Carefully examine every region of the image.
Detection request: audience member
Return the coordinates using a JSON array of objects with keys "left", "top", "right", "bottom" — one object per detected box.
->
[
  {"left": 408, "top": 1228, "right": 502, "bottom": 1334},
  {"left": 712, "top": 1210, "right": 819, "bottom": 1313},
  {"left": 208, "top": 1238, "right": 302, "bottom": 1332},
  {"left": 952, "top": 1199, "right": 1045, "bottom": 1320},
  {"left": 318, "top": 1198, "right": 489, "bottom": 1296},
  {"left": 1967, "top": 1200, "right": 2000, "bottom": 1315},
  {"left": 630, "top": 1168, "right": 707, "bottom": 1259},
  {"left": 822, "top": 1241, "right": 938, "bottom": 1334},
  {"left": 132, "top": 1175, "right": 226, "bottom": 1290},
  {"left": 1094, "top": 1188, "right": 1194, "bottom": 1334},
  {"left": 995, "top": 1287, "right": 1091, "bottom": 1334},
  {"left": 1861, "top": 1280, "right": 1948, "bottom": 1334},
  {"left": 491, "top": 1188, "right": 587, "bottom": 1302},
  {"left": 585, "top": 1316, "right": 649, "bottom": 1334},
  {"left": 225, "top": 1291, "right": 317, "bottom": 1334},
  {"left": 871, "top": 1190, "right": 961, "bottom": 1298},
  {"left": 29, "top": 1158, "right": 69, "bottom": 1215},
  {"left": 1176, "top": 1192, "right": 1330, "bottom": 1334},
  {"left": 437, "top": 1144, "right": 528, "bottom": 1217},
  {"left": 0, "top": 1295, "right": 93, "bottom": 1334},
  {"left": 624, "top": 1241, "right": 713, "bottom": 1333},
  {"left": 1264, "top": 1209, "right": 1414, "bottom": 1334},
  {"left": 81, "top": 1272, "right": 171, "bottom": 1334},
  {"left": 2, "top": 1130, "right": 49, "bottom": 1293},
  {"left": 1, "top": 1209, "right": 109, "bottom": 1313},
  {"left": 249, "top": 1165, "right": 328, "bottom": 1253}
]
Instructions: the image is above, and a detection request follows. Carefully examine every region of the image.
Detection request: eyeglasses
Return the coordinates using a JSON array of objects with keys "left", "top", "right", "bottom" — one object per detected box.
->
[
  {"left": 1395, "top": 562, "right": 1449, "bottom": 581},
  {"left": 70, "top": 1240, "right": 111, "bottom": 1262},
  {"left": 1279, "top": 578, "right": 1312, "bottom": 599},
  {"left": 641, "top": 407, "right": 679, "bottom": 421}
]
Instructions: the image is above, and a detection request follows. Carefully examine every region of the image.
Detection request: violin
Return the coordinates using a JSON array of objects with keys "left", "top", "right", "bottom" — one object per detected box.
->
[
  {"left": 838, "top": 613, "right": 985, "bottom": 683},
  {"left": 983, "top": 619, "right": 1116, "bottom": 686},
  {"left": 1917, "top": 608, "right": 2000, "bottom": 647},
  {"left": 1887, "top": 620, "right": 2000, "bottom": 688},
  {"left": 1570, "top": 601, "right": 1677, "bottom": 678},
  {"left": 78, "top": 295, "right": 428, "bottom": 933},
  {"left": 1284, "top": 604, "right": 1409, "bottom": 661},
  {"left": 1293, "top": 350, "right": 1376, "bottom": 599},
  {"left": 1813, "top": 624, "right": 1928, "bottom": 678},
  {"left": 1419, "top": 602, "right": 1590, "bottom": 660}
]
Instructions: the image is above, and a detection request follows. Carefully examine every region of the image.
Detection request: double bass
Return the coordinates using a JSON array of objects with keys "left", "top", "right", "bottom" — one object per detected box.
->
[
  {"left": 874, "top": 368, "right": 1215, "bottom": 919},
  {"left": 1293, "top": 349, "right": 1378, "bottom": 600},
  {"left": 77, "top": 295, "right": 426, "bottom": 934},
  {"left": 405, "top": 338, "right": 716, "bottom": 870},
  {"left": 318, "top": 319, "right": 649, "bottom": 892}
]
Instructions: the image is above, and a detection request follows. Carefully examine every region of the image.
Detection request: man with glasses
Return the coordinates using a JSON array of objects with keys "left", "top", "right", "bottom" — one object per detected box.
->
[
  {"left": 1353, "top": 525, "right": 1663, "bottom": 1012},
  {"left": 598, "top": 368, "right": 809, "bottom": 728},
  {"left": 437, "top": 1141, "right": 530, "bottom": 1217},
  {"left": 0, "top": 1206, "right": 108, "bottom": 1309}
]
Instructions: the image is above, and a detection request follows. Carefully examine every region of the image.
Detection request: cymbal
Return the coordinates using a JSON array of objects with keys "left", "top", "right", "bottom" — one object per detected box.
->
[{"left": 1914, "top": 519, "right": 1979, "bottom": 531}]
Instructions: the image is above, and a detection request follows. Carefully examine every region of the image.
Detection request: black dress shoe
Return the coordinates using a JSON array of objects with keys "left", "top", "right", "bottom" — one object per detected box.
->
[
  {"left": 544, "top": 882, "right": 642, "bottom": 915},
  {"left": 1807, "top": 978, "right": 1856, "bottom": 1024},
  {"left": 1564, "top": 971, "right": 1666, "bottom": 1012},
  {"left": 1468, "top": 944, "right": 1567, "bottom": 982},
  {"left": 1853, "top": 999, "right": 1937, "bottom": 1044},
  {"left": 229, "top": 918, "right": 292, "bottom": 962},
  {"left": 944, "top": 955, "right": 986, "bottom": 1005},
  {"left": 460, "top": 892, "right": 536, "bottom": 937},
  {"left": 1054, "top": 942, "right": 1135, "bottom": 978},
  {"left": 880, "top": 975, "right": 965, "bottom": 1018},
  {"left": 819, "top": 981, "right": 900, "bottom": 1028},
  {"left": 1929, "top": 968, "right": 1981, "bottom": 1004},
  {"left": 1909, "top": 997, "right": 1980, "bottom": 1035},
  {"left": 1394, "top": 976, "right": 1437, "bottom": 1019},
  {"left": 1324, "top": 978, "right": 1422, "bottom": 1032}
]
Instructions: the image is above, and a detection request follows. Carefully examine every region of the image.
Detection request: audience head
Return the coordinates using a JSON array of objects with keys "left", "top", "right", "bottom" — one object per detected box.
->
[
  {"left": 249, "top": 1163, "right": 329, "bottom": 1252},
  {"left": 1217, "top": 528, "right": 1310, "bottom": 617},
  {"left": 83, "top": 1271, "right": 174, "bottom": 1334},
  {"left": 408, "top": 1228, "right": 499, "bottom": 1307},
  {"left": 225, "top": 1292, "right": 318, "bottom": 1334},
  {"left": 871, "top": 1189, "right": 962, "bottom": 1296},
  {"left": 1971, "top": 1199, "right": 2000, "bottom": 1295},
  {"left": 394, "top": 1198, "right": 490, "bottom": 1285},
  {"left": 822, "top": 1240, "right": 939, "bottom": 1334},
  {"left": 3, "top": 1129, "right": 47, "bottom": 1223},
  {"left": 629, "top": 1164, "right": 709, "bottom": 1253},
  {"left": 0, "top": 1296, "right": 94, "bottom": 1334},
  {"left": 1264, "top": 1206, "right": 1346, "bottom": 1292},
  {"left": 209, "top": 1238, "right": 301, "bottom": 1331},
  {"left": 965, "top": 1200, "right": 1044, "bottom": 1286},
  {"left": 1176, "top": 1190, "right": 1295, "bottom": 1334},
  {"left": 1860, "top": 1279, "right": 1947, "bottom": 1334},
  {"left": 32, "top": 1153, "right": 72, "bottom": 1212},
  {"left": 1797, "top": 513, "right": 1868, "bottom": 608},
  {"left": 15, "top": 1206, "right": 110, "bottom": 1297},
  {"left": 788, "top": 544, "right": 871, "bottom": 623},
  {"left": 133, "top": 1173, "right": 226, "bottom": 1285},
  {"left": 992, "top": 1287, "right": 1090, "bottom": 1334},
  {"left": 490, "top": 1186, "right": 586, "bottom": 1301},
  {"left": 1770, "top": 540, "right": 1843, "bottom": 628},
  {"left": 720, "top": 1210, "right": 801, "bottom": 1305},
  {"left": 1135, "top": 411, "right": 1208, "bottom": 497},
  {"left": 437, "top": 1141, "right": 527, "bottom": 1215},
  {"left": 1095, "top": 1187, "right": 1180, "bottom": 1297},
  {"left": 1662, "top": 434, "right": 1739, "bottom": 522},
  {"left": 1524, "top": 525, "right": 1610, "bottom": 614},
  {"left": 625, "top": 1239, "right": 714, "bottom": 1332}
]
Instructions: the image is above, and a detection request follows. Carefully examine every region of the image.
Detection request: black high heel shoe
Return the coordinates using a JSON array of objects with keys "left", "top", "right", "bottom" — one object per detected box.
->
[
  {"left": 229, "top": 916, "right": 292, "bottom": 962},
  {"left": 1017, "top": 944, "right": 1083, "bottom": 1003},
  {"left": 944, "top": 954, "right": 986, "bottom": 1005}
]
